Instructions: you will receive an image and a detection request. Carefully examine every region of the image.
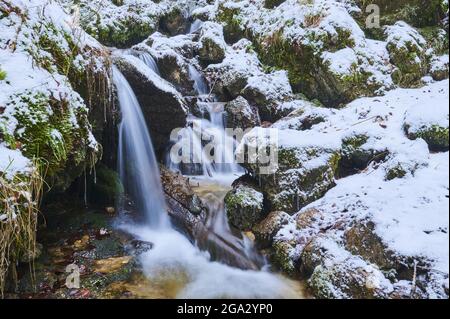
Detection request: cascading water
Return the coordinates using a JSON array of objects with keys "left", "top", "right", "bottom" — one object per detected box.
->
[
  {"left": 114, "top": 66, "right": 169, "bottom": 229},
  {"left": 137, "top": 51, "right": 160, "bottom": 75},
  {"left": 188, "top": 64, "right": 209, "bottom": 95},
  {"left": 111, "top": 21, "right": 305, "bottom": 297}
]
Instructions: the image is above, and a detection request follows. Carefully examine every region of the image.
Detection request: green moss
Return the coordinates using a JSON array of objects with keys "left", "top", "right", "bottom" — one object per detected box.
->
[
  {"left": 272, "top": 241, "right": 296, "bottom": 275},
  {"left": 413, "top": 125, "right": 450, "bottom": 152},
  {"left": 0, "top": 68, "right": 6, "bottom": 81},
  {"left": 216, "top": 4, "right": 245, "bottom": 43},
  {"left": 2, "top": 90, "right": 96, "bottom": 190},
  {"left": 359, "top": 0, "right": 445, "bottom": 28},
  {"left": 88, "top": 163, "right": 124, "bottom": 206},
  {"left": 278, "top": 148, "right": 301, "bottom": 169},
  {"left": 308, "top": 266, "right": 337, "bottom": 298},
  {"left": 386, "top": 164, "right": 407, "bottom": 181},
  {"left": 419, "top": 27, "right": 449, "bottom": 55},
  {"left": 387, "top": 40, "right": 427, "bottom": 87},
  {"left": 224, "top": 184, "right": 264, "bottom": 230}
]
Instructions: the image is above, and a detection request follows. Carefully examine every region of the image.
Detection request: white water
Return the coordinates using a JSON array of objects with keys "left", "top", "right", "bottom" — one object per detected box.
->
[
  {"left": 137, "top": 51, "right": 160, "bottom": 75},
  {"left": 188, "top": 64, "right": 209, "bottom": 95},
  {"left": 114, "top": 66, "right": 169, "bottom": 229},
  {"left": 112, "top": 23, "right": 304, "bottom": 298},
  {"left": 121, "top": 224, "right": 303, "bottom": 298}
]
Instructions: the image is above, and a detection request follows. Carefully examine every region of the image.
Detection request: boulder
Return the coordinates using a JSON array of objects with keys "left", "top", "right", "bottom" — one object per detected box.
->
[
  {"left": 140, "top": 33, "right": 197, "bottom": 94},
  {"left": 385, "top": 22, "right": 429, "bottom": 87},
  {"left": 198, "top": 22, "right": 227, "bottom": 64},
  {"left": 160, "top": 166, "right": 205, "bottom": 215},
  {"left": 403, "top": 99, "right": 449, "bottom": 152},
  {"left": 113, "top": 54, "right": 188, "bottom": 154},
  {"left": 159, "top": 8, "right": 189, "bottom": 36},
  {"left": 224, "top": 96, "right": 260, "bottom": 130},
  {"left": 236, "top": 128, "right": 341, "bottom": 214},
  {"left": 253, "top": 211, "right": 292, "bottom": 248},
  {"left": 224, "top": 178, "right": 265, "bottom": 231}
]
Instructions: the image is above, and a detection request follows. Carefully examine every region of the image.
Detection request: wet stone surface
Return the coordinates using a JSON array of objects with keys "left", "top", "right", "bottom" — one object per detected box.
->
[{"left": 5, "top": 198, "right": 152, "bottom": 299}]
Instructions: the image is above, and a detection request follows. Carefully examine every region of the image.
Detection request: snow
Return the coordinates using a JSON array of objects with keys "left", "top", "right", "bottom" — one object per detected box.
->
[
  {"left": 117, "top": 53, "right": 187, "bottom": 110},
  {"left": 270, "top": 80, "right": 449, "bottom": 297},
  {"left": 0, "top": 144, "right": 31, "bottom": 179}
]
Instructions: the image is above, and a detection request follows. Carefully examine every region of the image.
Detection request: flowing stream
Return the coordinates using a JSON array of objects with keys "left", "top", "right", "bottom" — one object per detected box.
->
[{"left": 111, "top": 22, "right": 306, "bottom": 298}]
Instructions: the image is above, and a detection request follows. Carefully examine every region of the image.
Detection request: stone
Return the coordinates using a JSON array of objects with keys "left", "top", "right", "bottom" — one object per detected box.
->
[
  {"left": 224, "top": 96, "right": 260, "bottom": 130},
  {"left": 253, "top": 211, "right": 292, "bottom": 248},
  {"left": 224, "top": 179, "right": 265, "bottom": 230},
  {"left": 113, "top": 55, "right": 188, "bottom": 154}
]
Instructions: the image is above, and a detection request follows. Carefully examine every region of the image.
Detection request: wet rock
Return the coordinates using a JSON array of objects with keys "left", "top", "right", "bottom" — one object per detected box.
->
[
  {"left": 253, "top": 211, "right": 292, "bottom": 248},
  {"left": 126, "top": 240, "right": 153, "bottom": 255},
  {"left": 88, "top": 163, "right": 124, "bottom": 206},
  {"left": 224, "top": 96, "right": 260, "bottom": 130},
  {"left": 93, "top": 256, "right": 133, "bottom": 274},
  {"left": 113, "top": 55, "right": 188, "bottom": 154},
  {"left": 224, "top": 179, "right": 265, "bottom": 231},
  {"left": 160, "top": 166, "right": 205, "bottom": 215},
  {"left": 198, "top": 22, "right": 227, "bottom": 64}
]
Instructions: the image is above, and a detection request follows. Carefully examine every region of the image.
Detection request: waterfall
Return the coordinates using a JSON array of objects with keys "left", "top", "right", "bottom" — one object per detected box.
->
[
  {"left": 137, "top": 51, "right": 160, "bottom": 75},
  {"left": 113, "top": 66, "right": 169, "bottom": 229},
  {"left": 189, "top": 19, "right": 203, "bottom": 34},
  {"left": 188, "top": 64, "right": 209, "bottom": 95}
]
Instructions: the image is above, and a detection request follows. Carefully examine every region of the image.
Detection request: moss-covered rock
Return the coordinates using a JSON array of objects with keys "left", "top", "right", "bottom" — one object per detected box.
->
[
  {"left": 302, "top": 237, "right": 393, "bottom": 299},
  {"left": 272, "top": 240, "right": 297, "bottom": 275},
  {"left": 1, "top": 90, "right": 100, "bottom": 191},
  {"left": 158, "top": 7, "right": 188, "bottom": 36},
  {"left": 224, "top": 180, "right": 264, "bottom": 231},
  {"left": 198, "top": 22, "right": 227, "bottom": 65},
  {"left": 406, "top": 125, "right": 449, "bottom": 152},
  {"left": 264, "top": 147, "right": 340, "bottom": 214},
  {"left": 357, "top": 0, "right": 446, "bottom": 28},
  {"left": 253, "top": 211, "right": 292, "bottom": 248},
  {"left": 224, "top": 96, "right": 260, "bottom": 130},
  {"left": 339, "top": 134, "right": 388, "bottom": 177},
  {"left": 429, "top": 54, "right": 449, "bottom": 81},
  {"left": 385, "top": 22, "right": 429, "bottom": 87},
  {"left": 215, "top": 3, "right": 390, "bottom": 107}
]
